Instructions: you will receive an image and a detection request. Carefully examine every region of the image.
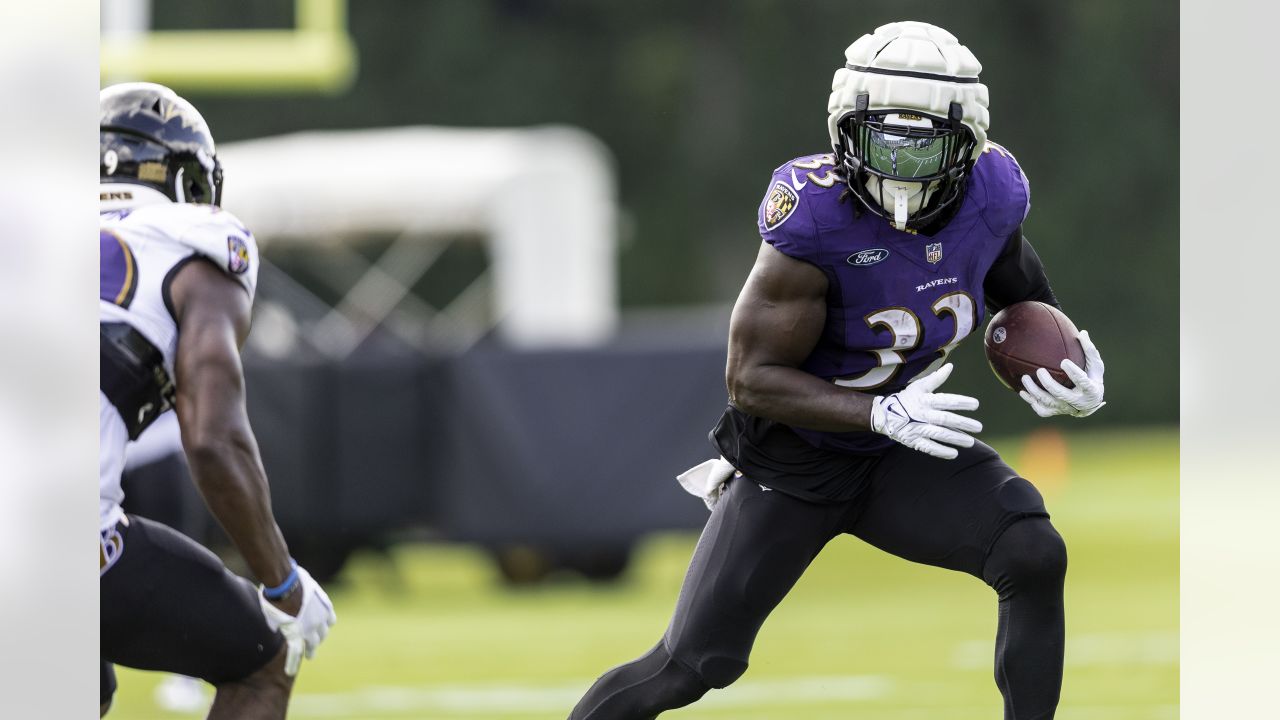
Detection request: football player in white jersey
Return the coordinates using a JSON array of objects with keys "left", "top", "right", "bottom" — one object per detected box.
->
[{"left": 98, "top": 83, "right": 336, "bottom": 718}]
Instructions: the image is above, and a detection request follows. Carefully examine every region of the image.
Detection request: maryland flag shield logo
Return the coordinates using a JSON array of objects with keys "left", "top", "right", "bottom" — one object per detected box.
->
[
  {"left": 227, "top": 235, "right": 251, "bottom": 275},
  {"left": 763, "top": 181, "right": 799, "bottom": 231}
]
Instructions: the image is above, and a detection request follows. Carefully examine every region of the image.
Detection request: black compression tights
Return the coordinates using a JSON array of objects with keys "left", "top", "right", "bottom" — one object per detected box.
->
[
  {"left": 568, "top": 453, "right": 1067, "bottom": 720},
  {"left": 569, "top": 519, "right": 1067, "bottom": 720},
  {"left": 982, "top": 517, "right": 1068, "bottom": 720},
  {"left": 568, "top": 642, "right": 710, "bottom": 720}
]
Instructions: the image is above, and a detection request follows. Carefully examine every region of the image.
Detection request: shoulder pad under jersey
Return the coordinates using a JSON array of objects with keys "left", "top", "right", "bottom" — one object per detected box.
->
[
  {"left": 971, "top": 141, "right": 1031, "bottom": 239},
  {"left": 757, "top": 154, "right": 844, "bottom": 264},
  {"left": 130, "top": 203, "right": 259, "bottom": 298}
]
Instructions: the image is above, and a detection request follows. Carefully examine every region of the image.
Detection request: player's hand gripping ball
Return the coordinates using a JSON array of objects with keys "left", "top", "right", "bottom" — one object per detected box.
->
[{"left": 984, "top": 301, "right": 1106, "bottom": 418}]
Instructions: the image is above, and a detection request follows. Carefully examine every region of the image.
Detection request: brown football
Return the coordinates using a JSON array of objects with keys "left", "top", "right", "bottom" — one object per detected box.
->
[{"left": 984, "top": 301, "right": 1086, "bottom": 391}]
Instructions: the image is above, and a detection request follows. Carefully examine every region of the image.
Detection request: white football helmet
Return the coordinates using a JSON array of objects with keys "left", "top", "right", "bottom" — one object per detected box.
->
[{"left": 827, "top": 21, "right": 990, "bottom": 231}]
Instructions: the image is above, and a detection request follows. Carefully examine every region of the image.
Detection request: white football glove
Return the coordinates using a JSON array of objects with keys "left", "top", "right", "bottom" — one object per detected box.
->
[
  {"left": 870, "top": 363, "right": 982, "bottom": 460},
  {"left": 1019, "top": 329, "right": 1107, "bottom": 418},
  {"left": 258, "top": 565, "right": 337, "bottom": 676}
]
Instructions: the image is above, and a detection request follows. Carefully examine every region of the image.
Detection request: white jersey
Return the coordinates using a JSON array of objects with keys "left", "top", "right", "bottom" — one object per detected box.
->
[{"left": 99, "top": 184, "right": 259, "bottom": 529}]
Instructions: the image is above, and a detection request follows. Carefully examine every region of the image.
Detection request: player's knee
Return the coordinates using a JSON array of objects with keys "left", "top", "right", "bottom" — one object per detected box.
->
[
  {"left": 658, "top": 659, "right": 716, "bottom": 707},
  {"left": 1023, "top": 521, "right": 1068, "bottom": 584},
  {"left": 697, "top": 655, "right": 749, "bottom": 689},
  {"left": 667, "top": 639, "right": 748, "bottom": 690},
  {"left": 570, "top": 642, "right": 715, "bottom": 719},
  {"left": 633, "top": 641, "right": 718, "bottom": 708},
  {"left": 219, "top": 643, "right": 294, "bottom": 697},
  {"left": 984, "top": 518, "right": 1067, "bottom": 597},
  {"left": 100, "top": 699, "right": 111, "bottom": 717}
]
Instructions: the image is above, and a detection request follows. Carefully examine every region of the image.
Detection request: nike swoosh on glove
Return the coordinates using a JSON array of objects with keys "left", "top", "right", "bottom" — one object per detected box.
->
[
  {"left": 258, "top": 565, "right": 337, "bottom": 676},
  {"left": 1019, "top": 329, "right": 1107, "bottom": 418},
  {"left": 869, "top": 363, "right": 983, "bottom": 460}
]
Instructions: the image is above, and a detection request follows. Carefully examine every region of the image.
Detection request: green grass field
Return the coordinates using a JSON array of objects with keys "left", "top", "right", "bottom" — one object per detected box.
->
[{"left": 110, "top": 428, "right": 1178, "bottom": 719}]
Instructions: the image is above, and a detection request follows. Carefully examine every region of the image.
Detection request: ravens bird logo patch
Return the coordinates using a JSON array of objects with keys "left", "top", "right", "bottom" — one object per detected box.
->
[
  {"left": 763, "top": 181, "right": 799, "bottom": 231},
  {"left": 227, "top": 235, "right": 251, "bottom": 275}
]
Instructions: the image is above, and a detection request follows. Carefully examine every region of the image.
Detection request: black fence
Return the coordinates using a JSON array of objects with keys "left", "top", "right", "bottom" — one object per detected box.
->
[{"left": 242, "top": 342, "right": 728, "bottom": 581}]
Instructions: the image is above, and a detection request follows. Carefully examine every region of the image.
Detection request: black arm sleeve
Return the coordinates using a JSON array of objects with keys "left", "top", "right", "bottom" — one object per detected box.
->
[{"left": 983, "top": 227, "right": 1060, "bottom": 314}]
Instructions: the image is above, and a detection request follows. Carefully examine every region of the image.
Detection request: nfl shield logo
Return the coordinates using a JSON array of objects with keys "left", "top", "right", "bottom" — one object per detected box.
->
[{"left": 925, "top": 242, "right": 943, "bottom": 264}]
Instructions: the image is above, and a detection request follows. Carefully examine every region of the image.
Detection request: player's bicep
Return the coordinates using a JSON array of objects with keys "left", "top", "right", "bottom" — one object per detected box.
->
[
  {"left": 170, "top": 260, "right": 254, "bottom": 449},
  {"left": 728, "top": 242, "right": 829, "bottom": 374}
]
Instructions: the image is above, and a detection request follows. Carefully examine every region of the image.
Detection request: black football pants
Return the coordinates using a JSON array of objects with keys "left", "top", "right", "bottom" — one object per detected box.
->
[
  {"left": 100, "top": 515, "right": 284, "bottom": 706},
  {"left": 568, "top": 440, "right": 1066, "bottom": 720}
]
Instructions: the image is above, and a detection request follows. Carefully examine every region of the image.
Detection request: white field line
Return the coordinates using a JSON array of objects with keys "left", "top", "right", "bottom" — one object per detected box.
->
[
  {"left": 287, "top": 632, "right": 1178, "bottom": 719},
  {"left": 1055, "top": 705, "right": 1179, "bottom": 720},
  {"left": 288, "top": 669, "right": 1176, "bottom": 719},
  {"left": 952, "top": 630, "right": 1179, "bottom": 670},
  {"left": 808, "top": 705, "right": 1179, "bottom": 720},
  {"left": 290, "top": 675, "right": 892, "bottom": 717}
]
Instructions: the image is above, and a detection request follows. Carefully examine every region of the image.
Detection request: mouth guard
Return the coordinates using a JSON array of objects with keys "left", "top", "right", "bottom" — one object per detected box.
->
[{"left": 893, "top": 187, "right": 909, "bottom": 229}]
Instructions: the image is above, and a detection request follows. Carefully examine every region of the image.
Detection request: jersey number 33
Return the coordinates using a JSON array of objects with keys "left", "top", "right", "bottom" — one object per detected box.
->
[{"left": 833, "top": 291, "right": 977, "bottom": 390}]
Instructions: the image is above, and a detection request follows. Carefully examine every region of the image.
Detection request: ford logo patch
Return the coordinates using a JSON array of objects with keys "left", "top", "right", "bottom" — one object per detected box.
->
[{"left": 848, "top": 248, "right": 890, "bottom": 266}]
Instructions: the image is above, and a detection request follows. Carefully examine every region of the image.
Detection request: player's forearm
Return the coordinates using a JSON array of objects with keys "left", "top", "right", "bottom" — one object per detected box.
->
[
  {"left": 185, "top": 433, "right": 293, "bottom": 588},
  {"left": 728, "top": 364, "right": 874, "bottom": 432}
]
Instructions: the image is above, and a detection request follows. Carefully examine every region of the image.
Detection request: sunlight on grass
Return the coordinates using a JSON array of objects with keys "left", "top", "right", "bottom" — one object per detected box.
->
[{"left": 108, "top": 428, "right": 1177, "bottom": 719}]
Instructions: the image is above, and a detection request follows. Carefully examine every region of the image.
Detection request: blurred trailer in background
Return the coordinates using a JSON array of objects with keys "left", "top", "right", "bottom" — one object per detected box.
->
[
  {"left": 244, "top": 341, "right": 726, "bottom": 583},
  {"left": 221, "top": 127, "right": 724, "bottom": 582}
]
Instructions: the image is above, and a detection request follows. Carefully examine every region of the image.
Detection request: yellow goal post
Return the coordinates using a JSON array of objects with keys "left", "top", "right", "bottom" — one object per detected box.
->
[{"left": 100, "top": 0, "right": 356, "bottom": 94}]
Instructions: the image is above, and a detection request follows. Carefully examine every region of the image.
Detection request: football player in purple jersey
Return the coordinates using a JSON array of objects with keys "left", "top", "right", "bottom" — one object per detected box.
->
[{"left": 570, "top": 21, "right": 1105, "bottom": 720}]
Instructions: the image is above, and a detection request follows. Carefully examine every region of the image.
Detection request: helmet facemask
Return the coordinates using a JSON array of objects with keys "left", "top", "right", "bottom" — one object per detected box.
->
[{"left": 835, "top": 94, "right": 976, "bottom": 232}]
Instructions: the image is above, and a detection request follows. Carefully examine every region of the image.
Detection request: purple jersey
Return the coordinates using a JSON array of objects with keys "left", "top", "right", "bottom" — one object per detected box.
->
[{"left": 757, "top": 143, "right": 1030, "bottom": 454}]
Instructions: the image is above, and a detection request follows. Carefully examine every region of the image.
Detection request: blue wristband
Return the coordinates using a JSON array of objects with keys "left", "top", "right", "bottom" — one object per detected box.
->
[{"left": 263, "top": 559, "right": 300, "bottom": 600}]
